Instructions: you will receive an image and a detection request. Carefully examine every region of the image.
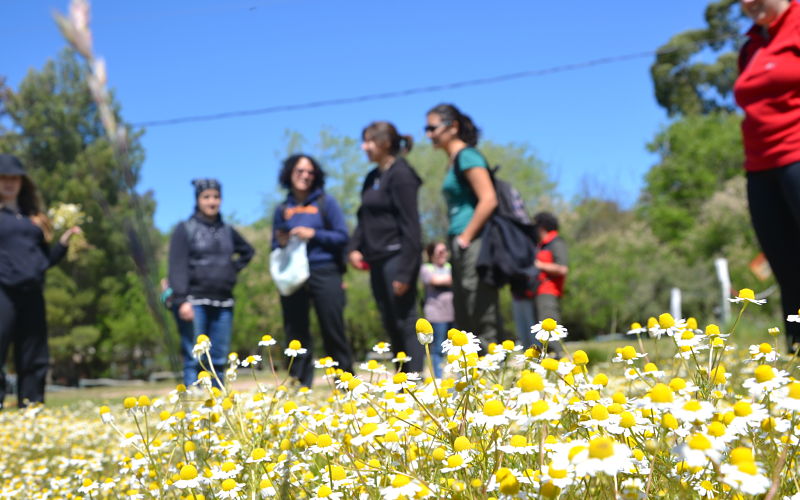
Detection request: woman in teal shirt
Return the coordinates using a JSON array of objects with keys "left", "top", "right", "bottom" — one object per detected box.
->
[{"left": 425, "top": 103, "right": 502, "bottom": 351}]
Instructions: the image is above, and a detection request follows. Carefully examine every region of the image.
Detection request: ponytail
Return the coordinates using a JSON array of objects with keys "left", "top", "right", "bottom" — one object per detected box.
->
[
  {"left": 362, "top": 121, "right": 413, "bottom": 156},
  {"left": 427, "top": 103, "right": 480, "bottom": 146}
]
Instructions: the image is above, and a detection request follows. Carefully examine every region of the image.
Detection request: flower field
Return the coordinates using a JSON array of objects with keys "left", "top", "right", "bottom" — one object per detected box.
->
[{"left": 1, "top": 289, "right": 799, "bottom": 499}]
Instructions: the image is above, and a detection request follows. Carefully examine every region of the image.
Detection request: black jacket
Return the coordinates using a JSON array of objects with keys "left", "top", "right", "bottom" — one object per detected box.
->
[
  {"left": 348, "top": 157, "right": 422, "bottom": 284},
  {"left": 0, "top": 207, "right": 67, "bottom": 288},
  {"left": 168, "top": 213, "right": 254, "bottom": 304}
]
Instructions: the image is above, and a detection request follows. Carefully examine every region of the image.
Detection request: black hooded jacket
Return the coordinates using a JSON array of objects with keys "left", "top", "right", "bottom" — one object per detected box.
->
[
  {"left": 348, "top": 156, "right": 422, "bottom": 284},
  {"left": 168, "top": 213, "right": 254, "bottom": 304}
]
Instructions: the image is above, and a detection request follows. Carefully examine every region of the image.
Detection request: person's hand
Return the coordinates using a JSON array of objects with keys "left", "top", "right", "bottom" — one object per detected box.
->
[
  {"left": 290, "top": 226, "right": 315, "bottom": 241},
  {"left": 349, "top": 250, "right": 365, "bottom": 269},
  {"left": 534, "top": 259, "right": 543, "bottom": 268},
  {"left": 392, "top": 281, "right": 410, "bottom": 296},
  {"left": 276, "top": 230, "right": 289, "bottom": 247},
  {"left": 178, "top": 301, "right": 195, "bottom": 322},
  {"left": 59, "top": 226, "right": 82, "bottom": 246},
  {"left": 456, "top": 234, "right": 471, "bottom": 250}
]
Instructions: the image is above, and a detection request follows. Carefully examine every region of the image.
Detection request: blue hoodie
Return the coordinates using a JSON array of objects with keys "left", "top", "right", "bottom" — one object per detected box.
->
[{"left": 271, "top": 188, "right": 349, "bottom": 269}]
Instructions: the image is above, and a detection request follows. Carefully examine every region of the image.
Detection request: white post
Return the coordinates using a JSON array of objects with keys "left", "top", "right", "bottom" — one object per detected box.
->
[
  {"left": 715, "top": 258, "right": 732, "bottom": 325},
  {"left": 670, "top": 287, "right": 682, "bottom": 320}
]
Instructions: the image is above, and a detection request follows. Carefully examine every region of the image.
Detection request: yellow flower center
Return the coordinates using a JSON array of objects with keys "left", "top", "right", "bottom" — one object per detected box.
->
[
  {"left": 366, "top": 360, "right": 379, "bottom": 370},
  {"left": 644, "top": 363, "right": 658, "bottom": 373},
  {"left": 549, "top": 466, "right": 567, "bottom": 479},
  {"left": 647, "top": 317, "right": 658, "bottom": 329},
  {"left": 330, "top": 465, "right": 346, "bottom": 481},
  {"left": 251, "top": 448, "right": 266, "bottom": 460},
  {"left": 687, "top": 434, "right": 711, "bottom": 450},
  {"left": 573, "top": 350, "right": 589, "bottom": 365},
  {"left": 221, "top": 479, "right": 237, "bottom": 491},
  {"left": 317, "top": 434, "right": 332, "bottom": 447},
  {"left": 221, "top": 462, "right": 236, "bottom": 472},
  {"left": 630, "top": 322, "right": 642, "bottom": 330},
  {"left": 621, "top": 346, "right": 638, "bottom": 360},
  {"left": 620, "top": 412, "right": 636, "bottom": 428},
  {"left": 737, "top": 461, "right": 758, "bottom": 475},
  {"left": 393, "top": 372, "right": 408, "bottom": 384},
  {"left": 179, "top": 465, "right": 198, "bottom": 481},
  {"left": 683, "top": 400, "right": 702, "bottom": 412},
  {"left": 530, "top": 400, "right": 549, "bottom": 416},
  {"left": 415, "top": 318, "right": 433, "bottom": 334},
  {"left": 453, "top": 436, "right": 471, "bottom": 452},
  {"left": 584, "top": 390, "right": 601, "bottom": 401},
  {"left": 737, "top": 288, "right": 755, "bottom": 300},
  {"left": 317, "top": 485, "right": 333, "bottom": 497},
  {"left": 588, "top": 437, "right": 614, "bottom": 459},
  {"left": 447, "top": 454, "right": 464, "bottom": 468},
  {"left": 123, "top": 397, "right": 136, "bottom": 409},
  {"left": 787, "top": 382, "right": 800, "bottom": 399},
  {"left": 483, "top": 399, "right": 505, "bottom": 417},
  {"left": 758, "top": 343, "right": 772, "bottom": 354},
  {"left": 658, "top": 313, "right": 675, "bottom": 329},
  {"left": 196, "top": 334, "right": 210, "bottom": 344},
  {"left": 541, "top": 318, "right": 558, "bottom": 331},
  {"left": 360, "top": 423, "right": 378, "bottom": 436},
  {"left": 707, "top": 422, "right": 726, "bottom": 437},
  {"left": 391, "top": 474, "right": 411, "bottom": 487},
  {"left": 729, "top": 447, "right": 754, "bottom": 464},
  {"left": 754, "top": 364, "right": 774, "bottom": 383},
  {"left": 288, "top": 340, "right": 302, "bottom": 350},
  {"left": 593, "top": 373, "right": 608, "bottom": 386},
  {"left": 591, "top": 405, "right": 609, "bottom": 421},
  {"left": 541, "top": 358, "right": 559, "bottom": 371},
  {"left": 733, "top": 401, "right": 752, "bottom": 417},
  {"left": 661, "top": 413, "right": 678, "bottom": 430},
  {"left": 517, "top": 372, "right": 544, "bottom": 392},
  {"left": 705, "top": 324, "right": 720, "bottom": 336},
  {"left": 509, "top": 435, "right": 528, "bottom": 447},
  {"left": 451, "top": 331, "right": 468, "bottom": 346},
  {"left": 650, "top": 384, "right": 674, "bottom": 403},
  {"left": 502, "top": 339, "right": 516, "bottom": 350}
]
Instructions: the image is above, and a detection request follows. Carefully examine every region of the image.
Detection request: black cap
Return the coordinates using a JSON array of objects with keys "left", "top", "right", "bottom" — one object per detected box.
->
[
  {"left": 192, "top": 178, "right": 222, "bottom": 198},
  {"left": 0, "top": 154, "right": 25, "bottom": 176}
]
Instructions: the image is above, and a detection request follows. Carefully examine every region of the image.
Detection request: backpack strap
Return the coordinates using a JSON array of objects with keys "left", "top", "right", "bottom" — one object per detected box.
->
[{"left": 453, "top": 148, "right": 497, "bottom": 191}]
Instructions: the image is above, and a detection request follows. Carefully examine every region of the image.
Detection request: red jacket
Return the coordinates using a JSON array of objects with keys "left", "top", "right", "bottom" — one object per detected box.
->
[
  {"left": 536, "top": 231, "right": 566, "bottom": 297},
  {"left": 734, "top": 1, "right": 800, "bottom": 172}
]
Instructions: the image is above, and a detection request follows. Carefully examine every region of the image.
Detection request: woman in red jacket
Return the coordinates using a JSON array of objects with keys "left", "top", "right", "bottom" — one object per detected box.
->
[{"left": 734, "top": 0, "right": 800, "bottom": 351}]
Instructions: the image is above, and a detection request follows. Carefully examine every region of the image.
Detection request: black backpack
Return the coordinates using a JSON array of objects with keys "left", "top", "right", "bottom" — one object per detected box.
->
[
  {"left": 454, "top": 149, "right": 538, "bottom": 288},
  {"left": 278, "top": 193, "right": 348, "bottom": 274}
]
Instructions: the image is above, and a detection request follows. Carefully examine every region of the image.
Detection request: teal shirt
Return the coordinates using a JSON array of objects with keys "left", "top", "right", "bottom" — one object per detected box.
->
[{"left": 442, "top": 147, "right": 489, "bottom": 235}]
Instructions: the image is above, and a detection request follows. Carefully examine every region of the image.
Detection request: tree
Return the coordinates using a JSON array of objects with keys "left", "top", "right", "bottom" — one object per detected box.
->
[
  {"left": 650, "top": 0, "right": 744, "bottom": 117},
  {"left": 0, "top": 49, "right": 165, "bottom": 380}
]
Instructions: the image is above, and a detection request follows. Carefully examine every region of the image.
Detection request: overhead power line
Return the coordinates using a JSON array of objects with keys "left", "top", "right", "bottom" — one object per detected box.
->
[{"left": 132, "top": 50, "right": 657, "bottom": 128}]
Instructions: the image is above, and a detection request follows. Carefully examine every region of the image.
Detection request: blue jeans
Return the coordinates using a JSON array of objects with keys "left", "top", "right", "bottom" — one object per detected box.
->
[
  {"left": 430, "top": 321, "right": 452, "bottom": 378},
  {"left": 511, "top": 297, "right": 539, "bottom": 348},
  {"left": 173, "top": 304, "right": 233, "bottom": 386}
]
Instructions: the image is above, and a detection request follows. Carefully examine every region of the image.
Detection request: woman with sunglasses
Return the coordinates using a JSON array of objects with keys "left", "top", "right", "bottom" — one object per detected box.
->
[
  {"left": 425, "top": 104, "right": 502, "bottom": 352},
  {"left": 348, "top": 122, "right": 424, "bottom": 373},
  {"left": 273, "top": 154, "right": 353, "bottom": 387},
  {"left": 0, "top": 154, "right": 81, "bottom": 408}
]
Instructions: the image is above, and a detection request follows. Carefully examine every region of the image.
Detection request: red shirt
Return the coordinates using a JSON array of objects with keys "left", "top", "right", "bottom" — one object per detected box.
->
[
  {"left": 734, "top": 1, "right": 800, "bottom": 172},
  {"left": 536, "top": 231, "right": 567, "bottom": 297}
]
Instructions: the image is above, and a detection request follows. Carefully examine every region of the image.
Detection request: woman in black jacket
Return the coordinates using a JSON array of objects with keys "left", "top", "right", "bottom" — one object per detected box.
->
[
  {"left": 168, "top": 179, "right": 254, "bottom": 386},
  {"left": 0, "top": 154, "right": 81, "bottom": 408},
  {"left": 348, "top": 122, "right": 424, "bottom": 373}
]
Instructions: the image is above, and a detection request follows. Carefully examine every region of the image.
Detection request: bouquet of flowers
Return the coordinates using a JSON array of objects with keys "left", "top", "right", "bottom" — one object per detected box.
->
[{"left": 48, "top": 202, "right": 90, "bottom": 261}]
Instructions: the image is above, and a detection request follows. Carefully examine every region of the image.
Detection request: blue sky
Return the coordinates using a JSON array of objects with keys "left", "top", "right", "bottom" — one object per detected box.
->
[{"left": 3, "top": 0, "right": 716, "bottom": 231}]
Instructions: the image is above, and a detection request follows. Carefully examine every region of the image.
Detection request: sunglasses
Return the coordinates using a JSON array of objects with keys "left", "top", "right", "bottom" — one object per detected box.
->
[{"left": 424, "top": 122, "right": 449, "bottom": 133}]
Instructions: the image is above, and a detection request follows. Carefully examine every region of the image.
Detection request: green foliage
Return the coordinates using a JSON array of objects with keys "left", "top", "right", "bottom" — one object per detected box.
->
[
  {"left": 650, "top": 0, "right": 743, "bottom": 116},
  {"left": 639, "top": 111, "right": 743, "bottom": 243},
  {"left": 0, "top": 49, "right": 163, "bottom": 380}
]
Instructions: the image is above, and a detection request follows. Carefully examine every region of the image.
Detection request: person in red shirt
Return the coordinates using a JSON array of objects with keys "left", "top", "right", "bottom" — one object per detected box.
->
[
  {"left": 532, "top": 212, "right": 568, "bottom": 326},
  {"left": 734, "top": 0, "right": 800, "bottom": 351}
]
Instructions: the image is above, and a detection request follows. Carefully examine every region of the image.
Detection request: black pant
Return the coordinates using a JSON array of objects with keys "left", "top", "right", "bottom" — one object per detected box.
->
[
  {"left": 369, "top": 253, "right": 424, "bottom": 373},
  {"left": 280, "top": 263, "right": 353, "bottom": 387},
  {"left": 748, "top": 162, "right": 800, "bottom": 350},
  {"left": 0, "top": 284, "right": 49, "bottom": 408}
]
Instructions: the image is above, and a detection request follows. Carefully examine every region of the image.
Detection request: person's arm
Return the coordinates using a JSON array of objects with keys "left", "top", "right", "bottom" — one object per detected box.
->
[
  {"left": 231, "top": 228, "right": 255, "bottom": 271},
  {"left": 535, "top": 239, "right": 569, "bottom": 277},
  {"left": 272, "top": 204, "right": 288, "bottom": 249},
  {"left": 535, "top": 260, "right": 568, "bottom": 277},
  {"left": 457, "top": 166, "right": 497, "bottom": 248},
  {"left": 312, "top": 195, "right": 349, "bottom": 250},
  {"left": 388, "top": 172, "right": 422, "bottom": 286},
  {"left": 168, "top": 223, "right": 191, "bottom": 305},
  {"left": 430, "top": 269, "right": 452, "bottom": 287}
]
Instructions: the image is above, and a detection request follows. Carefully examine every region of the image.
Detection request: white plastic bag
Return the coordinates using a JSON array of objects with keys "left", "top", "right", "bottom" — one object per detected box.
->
[{"left": 269, "top": 236, "right": 310, "bottom": 296}]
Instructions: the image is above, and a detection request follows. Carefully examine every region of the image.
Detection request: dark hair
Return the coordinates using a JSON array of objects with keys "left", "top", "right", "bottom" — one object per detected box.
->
[
  {"left": 533, "top": 211, "right": 559, "bottom": 232},
  {"left": 425, "top": 241, "right": 446, "bottom": 261},
  {"left": 427, "top": 103, "right": 480, "bottom": 147},
  {"left": 362, "top": 121, "right": 413, "bottom": 156},
  {"left": 279, "top": 154, "right": 326, "bottom": 191}
]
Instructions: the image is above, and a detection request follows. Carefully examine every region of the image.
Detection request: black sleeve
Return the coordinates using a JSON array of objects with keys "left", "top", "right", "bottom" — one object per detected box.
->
[
  {"left": 389, "top": 168, "right": 423, "bottom": 284},
  {"left": 231, "top": 227, "right": 255, "bottom": 272},
  {"left": 551, "top": 238, "right": 569, "bottom": 267},
  {"left": 47, "top": 241, "right": 68, "bottom": 268},
  {"left": 168, "top": 223, "right": 190, "bottom": 305},
  {"left": 346, "top": 173, "right": 372, "bottom": 255}
]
